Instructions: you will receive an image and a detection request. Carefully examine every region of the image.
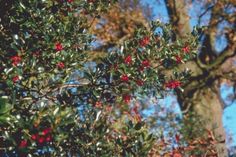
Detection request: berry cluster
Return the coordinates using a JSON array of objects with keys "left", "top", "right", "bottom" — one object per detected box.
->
[{"left": 18, "top": 127, "right": 53, "bottom": 149}]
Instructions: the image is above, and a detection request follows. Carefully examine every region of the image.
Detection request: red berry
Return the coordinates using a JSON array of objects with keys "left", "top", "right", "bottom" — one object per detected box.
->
[
  {"left": 31, "top": 134, "right": 38, "bottom": 140},
  {"left": 38, "top": 136, "right": 45, "bottom": 144},
  {"left": 46, "top": 135, "right": 52, "bottom": 142},
  {"left": 67, "top": 0, "right": 73, "bottom": 3},
  {"left": 10, "top": 55, "right": 22, "bottom": 66},
  {"left": 19, "top": 140, "right": 27, "bottom": 148},
  {"left": 141, "top": 60, "right": 150, "bottom": 68},
  {"left": 124, "top": 55, "right": 132, "bottom": 65},
  {"left": 42, "top": 127, "right": 51, "bottom": 136},
  {"left": 139, "top": 36, "right": 150, "bottom": 47},
  {"left": 175, "top": 55, "right": 182, "bottom": 64},
  {"left": 165, "top": 80, "right": 181, "bottom": 89},
  {"left": 95, "top": 101, "right": 102, "bottom": 108},
  {"left": 12, "top": 76, "right": 20, "bottom": 83},
  {"left": 182, "top": 46, "right": 190, "bottom": 53},
  {"left": 57, "top": 62, "right": 65, "bottom": 69},
  {"left": 123, "top": 94, "right": 131, "bottom": 104},
  {"left": 55, "top": 42, "right": 63, "bottom": 51},
  {"left": 121, "top": 74, "right": 129, "bottom": 82}
]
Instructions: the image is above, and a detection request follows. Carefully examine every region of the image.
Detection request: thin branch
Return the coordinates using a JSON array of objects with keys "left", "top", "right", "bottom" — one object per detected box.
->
[{"left": 197, "top": 5, "right": 214, "bottom": 25}]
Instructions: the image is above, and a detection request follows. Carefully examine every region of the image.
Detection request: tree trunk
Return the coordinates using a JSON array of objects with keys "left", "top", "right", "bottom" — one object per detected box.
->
[{"left": 177, "top": 81, "right": 227, "bottom": 156}]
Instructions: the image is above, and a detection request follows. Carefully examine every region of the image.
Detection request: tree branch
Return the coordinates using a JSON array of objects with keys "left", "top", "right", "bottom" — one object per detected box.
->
[{"left": 164, "top": 0, "right": 191, "bottom": 39}]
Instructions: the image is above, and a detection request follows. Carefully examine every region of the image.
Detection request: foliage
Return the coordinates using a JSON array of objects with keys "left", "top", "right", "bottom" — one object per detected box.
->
[{"left": 0, "top": 0, "right": 201, "bottom": 156}]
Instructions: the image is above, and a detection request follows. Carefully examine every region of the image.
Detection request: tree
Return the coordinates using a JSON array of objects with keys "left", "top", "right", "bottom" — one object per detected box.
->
[
  {"left": 0, "top": 0, "right": 199, "bottom": 156},
  {"left": 163, "top": 0, "right": 236, "bottom": 156}
]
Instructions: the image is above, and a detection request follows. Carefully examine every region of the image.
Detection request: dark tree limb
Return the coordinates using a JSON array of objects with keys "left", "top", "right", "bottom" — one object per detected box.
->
[{"left": 164, "top": 0, "right": 191, "bottom": 39}]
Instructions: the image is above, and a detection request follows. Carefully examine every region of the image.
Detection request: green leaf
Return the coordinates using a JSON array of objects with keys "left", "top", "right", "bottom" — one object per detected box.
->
[
  {"left": 0, "top": 98, "right": 11, "bottom": 115},
  {"left": 0, "top": 98, "right": 12, "bottom": 124}
]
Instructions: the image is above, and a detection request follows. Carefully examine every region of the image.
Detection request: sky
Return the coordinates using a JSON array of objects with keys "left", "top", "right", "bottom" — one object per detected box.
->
[{"left": 141, "top": 0, "right": 236, "bottom": 147}]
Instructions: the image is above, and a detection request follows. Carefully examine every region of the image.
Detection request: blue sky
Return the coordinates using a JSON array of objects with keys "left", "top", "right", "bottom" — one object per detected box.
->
[{"left": 141, "top": 0, "right": 236, "bottom": 146}]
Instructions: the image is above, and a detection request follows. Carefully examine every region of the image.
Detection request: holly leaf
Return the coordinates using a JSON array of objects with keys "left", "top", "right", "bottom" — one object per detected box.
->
[{"left": 0, "top": 97, "right": 12, "bottom": 124}]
